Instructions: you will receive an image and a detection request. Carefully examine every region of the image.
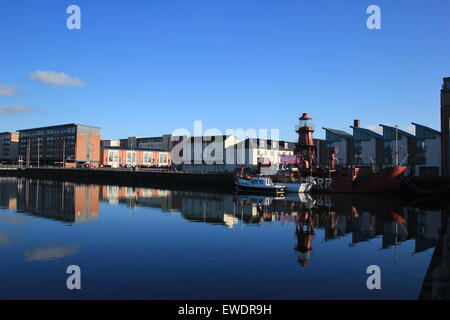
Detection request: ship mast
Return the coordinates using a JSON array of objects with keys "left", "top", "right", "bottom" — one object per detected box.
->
[{"left": 395, "top": 125, "right": 399, "bottom": 166}]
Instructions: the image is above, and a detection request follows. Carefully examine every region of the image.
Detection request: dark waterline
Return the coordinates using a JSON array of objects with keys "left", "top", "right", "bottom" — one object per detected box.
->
[{"left": 0, "top": 177, "right": 445, "bottom": 299}]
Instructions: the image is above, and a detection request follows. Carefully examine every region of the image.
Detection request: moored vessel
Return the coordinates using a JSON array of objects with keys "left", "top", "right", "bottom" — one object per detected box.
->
[
  {"left": 234, "top": 175, "right": 287, "bottom": 195},
  {"left": 281, "top": 113, "right": 407, "bottom": 195}
]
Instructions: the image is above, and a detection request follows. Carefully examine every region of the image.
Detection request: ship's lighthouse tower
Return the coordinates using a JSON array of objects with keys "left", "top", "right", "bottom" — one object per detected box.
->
[{"left": 295, "top": 113, "right": 316, "bottom": 167}]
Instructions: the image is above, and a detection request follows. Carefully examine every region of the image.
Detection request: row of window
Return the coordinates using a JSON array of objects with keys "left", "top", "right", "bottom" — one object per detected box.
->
[
  {"left": 107, "top": 151, "right": 169, "bottom": 165},
  {"left": 20, "top": 127, "right": 77, "bottom": 138}
]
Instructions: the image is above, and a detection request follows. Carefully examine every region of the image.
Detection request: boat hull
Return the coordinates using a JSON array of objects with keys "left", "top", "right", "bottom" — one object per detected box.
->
[
  {"left": 314, "top": 166, "right": 407, "bottom": 195},
  {"left": 234, "top": 176, "right": 286, "bottom": 195},
  {"left": 280, "top": 182, "right": 314, "bottom": 193}
]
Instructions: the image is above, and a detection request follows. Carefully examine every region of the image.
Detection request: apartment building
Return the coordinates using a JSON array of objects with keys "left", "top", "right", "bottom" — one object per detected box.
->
[
  {"left": 233, "top": 138, "right": 295, "bottom": 168},
  {"left": 350, "top": 120, "right": 383, "bottom": 166},
  {"left": 18, "top": 123, "right": 101, "bottom": 167},
  {"left": 412, "top": 122, "right": 441, "bottom": 176},
  {"left": 379, "top": 124, "right": 416, "bottom": 167},
  {"left": 0, "top": 132, "right": 19, "bottom": 164},
  {"left": 323, "top": 128, "right": 353, "bottom": 166}
]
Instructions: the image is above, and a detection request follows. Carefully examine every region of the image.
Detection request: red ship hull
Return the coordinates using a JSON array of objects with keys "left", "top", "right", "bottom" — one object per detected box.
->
[{"left": 314, "top": 166, "right": 407, "bottom": 195}]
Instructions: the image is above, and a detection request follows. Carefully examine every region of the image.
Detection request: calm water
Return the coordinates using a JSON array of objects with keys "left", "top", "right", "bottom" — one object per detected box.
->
[{"left": 0, "top": 177, "right": 444, "bottom": 299}]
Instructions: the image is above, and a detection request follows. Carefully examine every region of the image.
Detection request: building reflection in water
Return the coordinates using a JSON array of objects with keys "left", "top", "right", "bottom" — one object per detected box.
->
[
  {"left": 0, "top": 177, "right": 446, "bottom": 268},
  {"left": 0, "top": 177, "right": 99, "bottom": 222}
]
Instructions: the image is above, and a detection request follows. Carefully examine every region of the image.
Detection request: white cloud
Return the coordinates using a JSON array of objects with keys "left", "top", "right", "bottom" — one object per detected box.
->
[
  {"left": 0, "top": 105, "right": 38, "bottom": 115},
  {"left": 30, "top": 70, "right": 86, "bottom": 87},
  {"left": 0, "top": 84, "right": 17, "bottom": 96}
]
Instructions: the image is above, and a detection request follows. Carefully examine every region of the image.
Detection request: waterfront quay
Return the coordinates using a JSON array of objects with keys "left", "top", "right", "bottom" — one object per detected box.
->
[
  {"left": 0, "top": 167, "right": 235, "bottom": 192},
  {"left": 1, "top": 166, "right": 450, "bottom": 196}
]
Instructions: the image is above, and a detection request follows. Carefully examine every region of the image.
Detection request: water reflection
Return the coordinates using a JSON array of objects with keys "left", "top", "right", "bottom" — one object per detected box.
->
[
  {"left": 0, "top": 177, "right": 449, "bottom": 299},
  {"left": 0, "top": 178, "right": 99, "bottom": 222},
  {"left": 0, "top": 177, "right": 444, "bottom": 260}
]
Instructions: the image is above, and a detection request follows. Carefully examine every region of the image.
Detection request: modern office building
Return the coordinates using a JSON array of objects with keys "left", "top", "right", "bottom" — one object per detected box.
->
[
  {"left": 412, "top": 123, "right": 441, "bottom": 176},
  {"left": 0, "top": 132, "right": 19, "bottom": 164},
  {"left": 350, "top": 120, "right": 383, "bottom": 166},
  {"left": 379, "top": 124, "right": 416, "bottom": 168},
  {"left": 100, "top": 146, "right": 171, "bottom": 168},
  {"left": 323, "top": 128, "right": 353, "bottom": 166},
  {"left": 441, "top": 77, "right": 450, "bottom": 176},
  {"left": 18, "top": 123, "right": 101, "bottom": 167}
]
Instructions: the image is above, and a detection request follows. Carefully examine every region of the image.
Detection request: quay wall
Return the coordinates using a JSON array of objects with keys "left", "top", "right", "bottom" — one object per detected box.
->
[
  {"left": 0, "top": 168, "right": 235, "bottom": 193},
  {"left": 1, "top": 168, "right": 450, "bottom": 195}
]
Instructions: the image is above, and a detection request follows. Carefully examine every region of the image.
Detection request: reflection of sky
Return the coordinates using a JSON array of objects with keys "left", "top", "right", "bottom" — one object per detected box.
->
[{"left": 0, "top": 199, "right": 434, "bottom": 300}]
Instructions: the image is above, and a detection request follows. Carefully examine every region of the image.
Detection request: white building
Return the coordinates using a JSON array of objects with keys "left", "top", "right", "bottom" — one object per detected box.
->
[
  {"left": 412, "top": 122, "right": 441, "bottom": 176},
  {"left": 175, "top": 135, "right": 240, "bottom": 172},
  {"left": 233, "top": 138, "right": 295, "bottom": 168},
  {"left": 173, "top": 135, "right": 295, "bottom": 172}
]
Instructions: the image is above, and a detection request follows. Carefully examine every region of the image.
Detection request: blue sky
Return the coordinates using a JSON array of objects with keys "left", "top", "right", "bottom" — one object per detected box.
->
[{"left": 0, "top": 0, "right": 449, "bottom": 140}]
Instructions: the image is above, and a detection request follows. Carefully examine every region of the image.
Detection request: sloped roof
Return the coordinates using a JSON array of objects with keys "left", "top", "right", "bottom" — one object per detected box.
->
[
  {"left": 411, "top": 122, "right": 441, "bottom": 136},
  {"left": 323, "top": 128, "right": 353, "bottom": 140},
  {"left": 350, "top": 126, "right": 383, "bottom": 139},
  {"left": 379, "top": 124, "right": 415, "bottom": 138}
]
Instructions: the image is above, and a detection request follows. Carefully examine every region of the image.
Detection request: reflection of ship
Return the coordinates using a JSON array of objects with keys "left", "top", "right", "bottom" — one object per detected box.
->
[
  {"left": 0, "top": 178, "right": 443, "bottom": 261},
  {"left": 284, "top": 192, "right": 315, "bottom": 205},
  {"left": 272, "top": 168, "right": 314, "bottom": 193},
  {"left": 279, "top": 113, "right": 407, "bottom": 194}
]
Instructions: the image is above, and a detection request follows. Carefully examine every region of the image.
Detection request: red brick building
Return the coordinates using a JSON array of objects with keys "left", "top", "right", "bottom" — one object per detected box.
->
[
  {"left": 18, "top": 123, "right": 101, "bottom": 167},
  {"left": 100, "top": 146, "right": 171, "bottom": 168}
]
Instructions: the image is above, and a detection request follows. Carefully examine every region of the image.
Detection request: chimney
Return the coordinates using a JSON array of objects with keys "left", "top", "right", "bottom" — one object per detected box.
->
[{"left": 354, "top": 120, "right": 360, "bottom": 128}]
